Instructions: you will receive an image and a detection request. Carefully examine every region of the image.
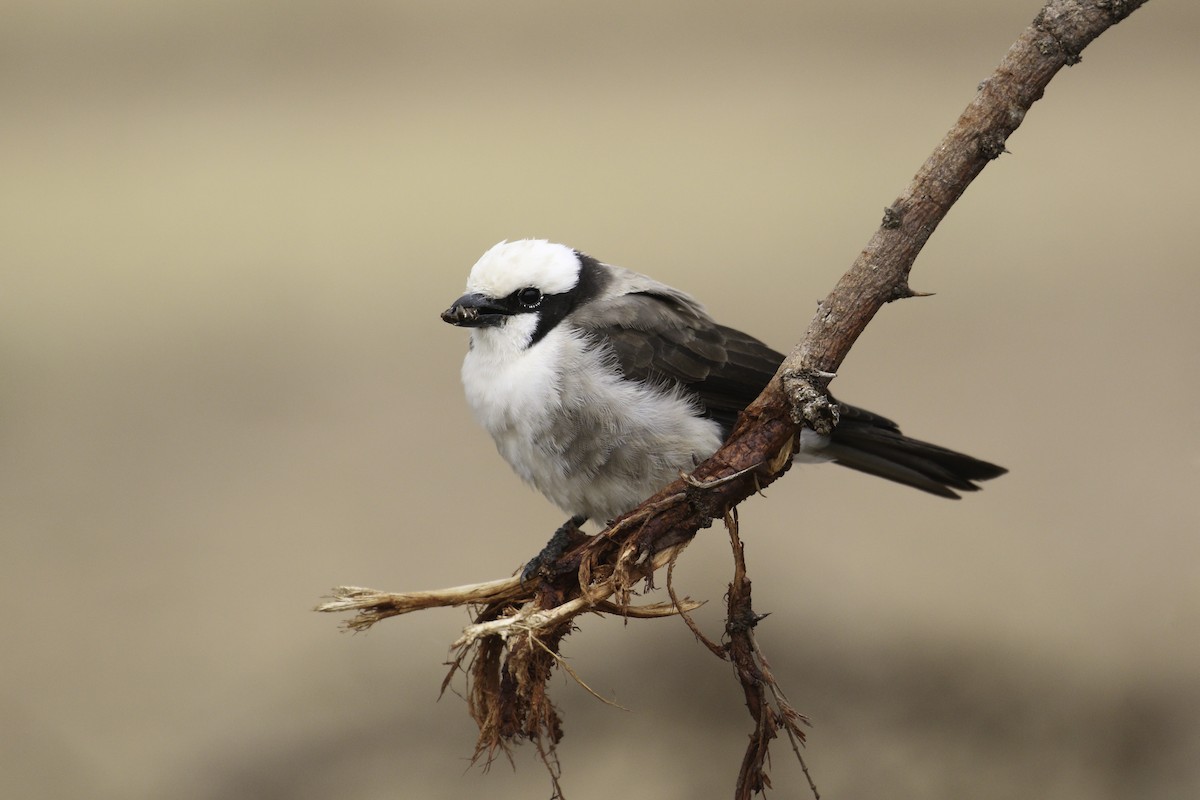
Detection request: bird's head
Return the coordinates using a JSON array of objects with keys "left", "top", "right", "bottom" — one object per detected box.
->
[{"left": 441, "top": 239, "right": 604, "bottom": 349}]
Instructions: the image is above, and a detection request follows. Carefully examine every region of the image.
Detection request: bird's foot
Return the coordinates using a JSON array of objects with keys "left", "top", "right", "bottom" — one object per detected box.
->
[
  {"left": 520, "top": 515, "right": 588, "bottom": 585},
  {"left": 781, "top": 368, "right": 839, "bottom": 434}
]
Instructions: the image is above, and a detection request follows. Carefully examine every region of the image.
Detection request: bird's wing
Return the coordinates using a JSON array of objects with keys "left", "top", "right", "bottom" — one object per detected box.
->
[
  {"left": 567, "top": 269, "right": 1006, "bottom": 496},
  {"left": 568, "top": 274, "right": 784, "bottom": 432}
]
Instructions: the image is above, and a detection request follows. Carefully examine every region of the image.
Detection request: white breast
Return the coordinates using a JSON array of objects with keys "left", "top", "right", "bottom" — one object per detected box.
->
[{"left": 461, "top": 321, "right": 724, "bottom": 522}]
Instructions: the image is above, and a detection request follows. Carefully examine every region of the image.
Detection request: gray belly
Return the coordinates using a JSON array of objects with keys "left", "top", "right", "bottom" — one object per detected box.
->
[{"left": 513, "top": 392, "right": 724, "bottom": 522}]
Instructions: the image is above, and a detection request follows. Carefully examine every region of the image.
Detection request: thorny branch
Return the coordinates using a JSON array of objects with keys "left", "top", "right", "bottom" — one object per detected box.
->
[
  {"left": 317, "top": 2, "right": 1148, "bottom": 796},
  {"left": 722, "top": 510, "right": 816, "bottom": 800}
]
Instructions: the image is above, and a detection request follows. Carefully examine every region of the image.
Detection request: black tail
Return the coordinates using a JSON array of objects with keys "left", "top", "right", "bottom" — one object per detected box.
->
[{"left": 826, "top": 405, "right": 1007, "bottom": 499}]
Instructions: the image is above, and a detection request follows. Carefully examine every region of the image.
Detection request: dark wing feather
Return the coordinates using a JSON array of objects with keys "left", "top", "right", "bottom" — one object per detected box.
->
[
  {"left": 570, "top": 280, "right": 1006, "bottom": 497},
  {"left": 579, "top": 289, "right": 783, "bottom": 433}
]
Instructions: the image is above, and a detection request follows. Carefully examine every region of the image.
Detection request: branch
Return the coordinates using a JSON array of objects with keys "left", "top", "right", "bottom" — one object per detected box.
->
[
  {"left": 318, "top": 1, "right": 1148, "bottom": 795},
  {"left": 722, "top": 510, "right": 815, "bottom": 800}
]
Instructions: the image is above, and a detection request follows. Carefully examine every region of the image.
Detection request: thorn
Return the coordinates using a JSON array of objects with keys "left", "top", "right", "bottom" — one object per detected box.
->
[{"left": 892, "top": 283, "right": 936, "bottom": 301}]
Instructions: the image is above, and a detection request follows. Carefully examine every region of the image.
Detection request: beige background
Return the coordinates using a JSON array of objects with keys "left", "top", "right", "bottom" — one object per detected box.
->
[{"left": 3, "top": 2, "right": 1198, "bottom": 798}]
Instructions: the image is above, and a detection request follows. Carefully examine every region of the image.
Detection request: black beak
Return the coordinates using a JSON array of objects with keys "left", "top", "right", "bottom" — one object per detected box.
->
[{"left": 441, "top": 292, "right": 508, "bottom": 328}]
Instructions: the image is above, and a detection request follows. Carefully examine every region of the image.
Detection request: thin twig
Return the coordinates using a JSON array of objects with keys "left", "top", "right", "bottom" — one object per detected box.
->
[
  {"left": 530, "top": 635, "right": 630, "bottom": 712},
  {"left": 667, "top": 548, "right": 726, "bottom": 659}
]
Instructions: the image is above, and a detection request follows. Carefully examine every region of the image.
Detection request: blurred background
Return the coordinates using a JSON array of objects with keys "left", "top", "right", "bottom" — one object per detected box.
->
[{"left": 3, "top": 1, "right": 1197, "bottom": 798}]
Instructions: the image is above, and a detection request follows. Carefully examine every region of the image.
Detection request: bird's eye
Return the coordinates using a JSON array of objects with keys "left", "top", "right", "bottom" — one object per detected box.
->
[{"left": 517, "top": 288, "right": 543, "bottom": 309}]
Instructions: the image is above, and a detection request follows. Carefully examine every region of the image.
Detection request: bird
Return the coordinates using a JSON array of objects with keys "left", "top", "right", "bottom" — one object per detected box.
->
[{"left": 441, "top": 239, "right": 1005, "bottom": 574}]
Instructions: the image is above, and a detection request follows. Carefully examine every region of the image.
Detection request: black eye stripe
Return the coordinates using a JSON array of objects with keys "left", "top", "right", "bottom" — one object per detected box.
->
[{"left": 524, "top": 251, "right": 610, "bottom": 346}]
